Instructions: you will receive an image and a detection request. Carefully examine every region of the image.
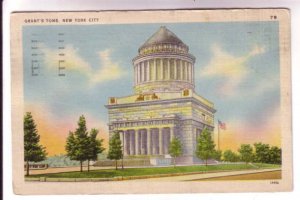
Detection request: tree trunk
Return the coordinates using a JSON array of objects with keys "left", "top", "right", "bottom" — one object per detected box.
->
[
  {"left": 87, "top": 160, "right": 90, "bottom": 172},
  {"left": 80, "top": 161, "right": 83, "bottom": 172},
  {"left": 173, "top": 157, "right": 176, "bottom": 168},
  {"left": 205, "top": 159, "right": 208, "bottom": 166},
  {"left": 26, "top": 161, "right": 29, "bottom": 176},
  {"left": 115, "top": 160, "right": 118, "bottom": 170}
]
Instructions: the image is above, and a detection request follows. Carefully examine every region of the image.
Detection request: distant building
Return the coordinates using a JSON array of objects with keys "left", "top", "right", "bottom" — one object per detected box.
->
[{"left": 106, "top": 26, "right": 216, "bottom": 163}]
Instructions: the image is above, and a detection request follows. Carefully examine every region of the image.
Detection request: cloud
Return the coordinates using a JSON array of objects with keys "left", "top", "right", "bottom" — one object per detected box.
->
[
  {"left": 90, "top": 49, "right": 126, "bottom": 84},
  {"left": 42, "top": 45, "right": 126, "bottom": 86},
  {"left": 200, "top": 44, "right": 266, "bottom": 97}
]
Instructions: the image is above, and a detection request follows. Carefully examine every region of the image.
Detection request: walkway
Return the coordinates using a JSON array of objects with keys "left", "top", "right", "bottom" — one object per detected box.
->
[{"left": 124, "top": 168, "right": 281, "bottom": 181}]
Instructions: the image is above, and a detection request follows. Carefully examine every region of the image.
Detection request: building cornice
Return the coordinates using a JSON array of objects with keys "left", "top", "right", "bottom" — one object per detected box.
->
[
  {"left": 132, "top": 52, "right": 195, "bottom": 64},
  {"left": 105, "top": 96, "right": 216, "bottom": 113}
]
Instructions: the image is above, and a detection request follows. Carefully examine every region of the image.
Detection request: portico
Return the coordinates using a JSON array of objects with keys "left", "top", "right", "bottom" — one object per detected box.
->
[{"left": 118, "top": 127, "right": 174, "bottom": 156}]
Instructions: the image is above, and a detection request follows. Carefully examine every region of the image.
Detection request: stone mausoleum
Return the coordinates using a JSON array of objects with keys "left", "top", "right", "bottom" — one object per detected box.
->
[{"left": 106, "top": 26, "right": 216, "bottom": 163}]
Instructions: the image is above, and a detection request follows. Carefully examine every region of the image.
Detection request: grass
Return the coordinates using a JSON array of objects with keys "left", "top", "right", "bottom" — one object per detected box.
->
[{"left": 27, "top": 163, "right": 280, "bottom": 179}]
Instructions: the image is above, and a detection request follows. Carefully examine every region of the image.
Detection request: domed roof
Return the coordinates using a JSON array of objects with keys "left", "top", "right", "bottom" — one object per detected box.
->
[{"left": 139, "top": 26, "right": 186, "bottom": 50}]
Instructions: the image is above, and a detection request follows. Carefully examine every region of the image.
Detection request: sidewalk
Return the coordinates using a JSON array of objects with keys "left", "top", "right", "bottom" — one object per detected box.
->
[{"left": 125, "top": 168, "right": 281, "bottom": 181}]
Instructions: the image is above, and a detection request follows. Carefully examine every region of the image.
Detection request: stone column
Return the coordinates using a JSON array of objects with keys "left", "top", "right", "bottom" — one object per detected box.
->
[
  {"left": 130, "top": 131, "right": 134, "bottom": 155},
  {"left": 147, "top": 60, "right": 150, "bottom": 82},
  {"left": 139, "top": 63, "right": 142, "bottom": 83},
  {"left": 139, "top": 130, "right": 143, "bottom": 155},
  {"left": 141, "top": 62, "right": 144, "bottom": 82},
  {"left": 170, "top": 127, "right": 174, "bottom": 141},
  {"left": 147, "top": 128, "right": 151, "bottom": 155},
  {"left": 186, "top": 62, "right": 189, "bottom": 81},
  {"left": 167, "top": 59, "right": 170, "bottom": 80},
  {"left": 120, "top": 131, "right": 125, "bottom": 156},
  {"left": 120, "top": 131, "right": 123, "bottom": 145},
  {"left": 152, "top": 130, "right": 155, "bottom": 155},
  {"left": 187, "top": 63, "right": 190, "bottom": 81},
  {"left": 137, "top": 65, "right": 139, "bottom": 84},
  {"left": 194, "top": 127, "right": 198, "bottom": 148},
  {"left": 135, "top": 130, "right": 139, "bottom": 155},
  {"left": 159, "top": 128, "right": 163, "bottom": 155},
  {"left": 189, "top": 63, "right": 192, "bottom": 82},
  {"left": 183, "top": 61, "right": 186, "bottom": 80},
  {"left": 124, "top": 131, "right": 128, "bottom": 155},
  {"left": 153, "top": 59, "right": 157, "bottom": 81},
  {"left": 174, "top": 59, "right": 177, "bottom": 80},
  {"left": 134, "top": 65, "right": 137, "bottom": 85},
  {"left": 191, "top": 63, "right": 194, "bottom": 84},
  {"left": 160, "top": 59, "right": 163, "bottom": 80},
  {"left": 180, "top": 60, "right": 183, "bottom": 80}
]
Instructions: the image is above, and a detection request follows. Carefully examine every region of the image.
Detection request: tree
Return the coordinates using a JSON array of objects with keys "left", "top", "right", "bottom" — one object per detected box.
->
[
  {"left": 269, "top": 146, "right": 281, "bottom": 164},
  {"left": 65, "top": 115, "right": 90, "bottom": 172},
  {"left": 213, "top": 150, "right": 222, "bottom": 162},
  {"left": 107, "top": 131, "right": 123, "bottom": 170},
  {"left": 238, "top": 144, "right": 254, "bottom": 164},
  {"left": 254, "top": 142, "right": 270, "bottom": 164},
  {"left": 24, "top": 112, "right": 47, "bottom": 176},
  {"left": 86, "top": 128, "right": 105, "bottom": 172},
  {"left": 223, "top": 150, "right": 240, "bottom": 162},
  {"left": 195, "top": 128, "right": 216, "bottom": 166},
  {"left": 168, "top": 136, "right": 183, "bottom": 167}
]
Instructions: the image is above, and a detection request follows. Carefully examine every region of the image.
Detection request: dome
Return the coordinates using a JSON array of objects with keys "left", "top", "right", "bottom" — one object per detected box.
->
[
  {"left": 133, "top": 26, "right": 195, "bottom": 94},
  {"left": 138, "top": 26, "right": 188, "bottom": 53}
]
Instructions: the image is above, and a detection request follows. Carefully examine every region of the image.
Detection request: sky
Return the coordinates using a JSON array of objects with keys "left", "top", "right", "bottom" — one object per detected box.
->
[{"left": 23, "top": 21, "right": 280, "bottom": 156}]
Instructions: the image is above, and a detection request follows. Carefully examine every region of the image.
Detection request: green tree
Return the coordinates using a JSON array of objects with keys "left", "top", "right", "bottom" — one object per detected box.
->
[
  {"left": 223, "top": 150, "right": 240, "bottom": 162},
  {"left": 213, "top": 150, "right": 222, "bottom": 162},
  {"left": 168, "top": 136, "right": 183, "bottom": 167},
  {"left": 254, "top": 142, "right": 270, "bottom": 164},
  {"left": 86, "top": 128, "right": 105, "bottom": 172},
  {"left": 107, "top": 131, "right": 123, "bottom": 170},
  {"left": 65, "top": 115, "right": 90, "bottom": 172},
  {"left": 195, "top": 128, "right": 216, "bottom": 166},
  {"left": 24, "top": 112, "right": 47, "bottom": 176},
  {"left": 238, "top": 144, "right": 254, "bottom": 164},
  {"left": 269, "top": 146, "right": 281, "bottom": 164}
]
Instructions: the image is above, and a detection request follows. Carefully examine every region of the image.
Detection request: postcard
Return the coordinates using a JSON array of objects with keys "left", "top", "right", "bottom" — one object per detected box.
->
[{"left": 10, "top": 9, "right": 292, "bottom": 194}]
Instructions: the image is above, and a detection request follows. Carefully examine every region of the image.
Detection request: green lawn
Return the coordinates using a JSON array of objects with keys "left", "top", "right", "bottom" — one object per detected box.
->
[{"left": 27, "top": 163, "right": 280, "bottom": 179}]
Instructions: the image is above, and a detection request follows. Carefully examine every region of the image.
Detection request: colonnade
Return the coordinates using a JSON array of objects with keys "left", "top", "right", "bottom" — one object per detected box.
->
[
  {"left": 119, "top": 127, "right": 174, "bottom": 156},
  {"left": 134, "top": 58, "right": 194, "bottom": 84}
]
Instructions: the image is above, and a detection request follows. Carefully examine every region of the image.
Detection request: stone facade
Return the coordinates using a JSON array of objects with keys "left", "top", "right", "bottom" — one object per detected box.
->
[{"left": 106, "top": 26, "right": 216, "bottom": 163}]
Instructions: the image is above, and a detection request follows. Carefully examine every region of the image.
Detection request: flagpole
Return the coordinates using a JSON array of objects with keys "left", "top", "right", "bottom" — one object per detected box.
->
[{"left": 218, "top": 121, "right": 220, "bottom": 151}]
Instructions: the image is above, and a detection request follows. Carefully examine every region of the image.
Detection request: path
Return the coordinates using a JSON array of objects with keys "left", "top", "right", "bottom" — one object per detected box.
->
[{"left": 124, "top": 168, "right": 281, "bottom": 181}]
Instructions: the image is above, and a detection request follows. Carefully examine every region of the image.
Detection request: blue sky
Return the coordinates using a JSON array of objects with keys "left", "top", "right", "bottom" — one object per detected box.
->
[{"left": 23, "top": 21, "right": 280, "bottom": 154}]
